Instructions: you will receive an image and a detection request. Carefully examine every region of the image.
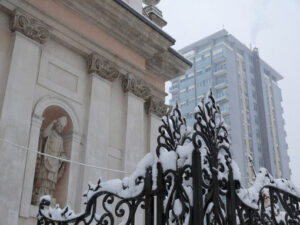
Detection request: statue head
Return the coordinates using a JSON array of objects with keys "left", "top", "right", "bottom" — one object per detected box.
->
[{"left": 55, "top": 116, "right": 67, "bottom": 134}]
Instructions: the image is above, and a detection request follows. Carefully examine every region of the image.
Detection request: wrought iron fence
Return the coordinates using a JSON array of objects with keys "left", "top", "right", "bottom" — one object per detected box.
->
[{"left": 37, "top": 91, "right": 300, "bottom": 225}]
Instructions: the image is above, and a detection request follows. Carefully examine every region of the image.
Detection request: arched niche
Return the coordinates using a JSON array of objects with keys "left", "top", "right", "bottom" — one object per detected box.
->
[
  {"left": 34, "top": 96, "right": 80, "bottom": 134},
  {"left": 30, "top": 96, "right": 80, "bottom": 207},
  {"left": 31, "top": 106, "right": 71, "bottom": 206}
]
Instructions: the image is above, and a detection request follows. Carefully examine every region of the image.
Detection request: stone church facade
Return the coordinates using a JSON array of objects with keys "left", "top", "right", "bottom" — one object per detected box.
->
[{"left": 0, "top": 0, "right": 190, "bottom": 224}]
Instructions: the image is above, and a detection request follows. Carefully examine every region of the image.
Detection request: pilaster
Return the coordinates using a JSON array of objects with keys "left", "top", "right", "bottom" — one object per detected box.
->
[
  {"left": 121, "top": 73, "right": 150, "bottom": 172},
  {"left": 124, "top": 92, "right": 146, "bottom": 172},
  {"left": 82, "top": 53, "right": 120, "bottom": 200},
  {"left": 19, "top": 115, "right": 44, "bottom": 218},
  {"left": 145, "top": 96, "right": 168, "bottom": 155},
  {"left": 0, "top": 10, "right": 49, "bottom": 224},
  {"left": 66, "top": 133, "right": 83, "bottom": 213}
]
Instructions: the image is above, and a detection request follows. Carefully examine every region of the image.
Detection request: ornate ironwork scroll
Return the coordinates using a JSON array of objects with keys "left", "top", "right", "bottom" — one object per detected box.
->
[{"left": 37, "top": 90, "right": 300, "bottom": 225}]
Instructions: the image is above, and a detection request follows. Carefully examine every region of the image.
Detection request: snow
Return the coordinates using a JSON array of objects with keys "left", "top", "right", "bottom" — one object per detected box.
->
[
  {"left": 85, "top": 153, "right": 155, "bottom": 200},
  {"left": 39, "top": 205, "right": 79, "bottom": 221},
  {"left": 40, "top": 195, "right": 51, "bottom": 203},
  {"left": 152, "top": 162, "right": 158, "bottom": 190},
  {"left": 237, "top": 167, "right": 300, "bottom": 208},
  {"left": 39, "top": 153, "right": 155, "bottom": 222},
  {"left": 159, "top": 149, "right": 178, "bottom": 171},
  {"left": 176, "top": 142, "right": 193, "bottom": 167}
]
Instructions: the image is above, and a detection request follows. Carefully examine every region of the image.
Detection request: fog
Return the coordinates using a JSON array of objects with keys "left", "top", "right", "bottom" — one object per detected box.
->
[{"left": 158, "top": 0, "right": 300, "bottom": 186}]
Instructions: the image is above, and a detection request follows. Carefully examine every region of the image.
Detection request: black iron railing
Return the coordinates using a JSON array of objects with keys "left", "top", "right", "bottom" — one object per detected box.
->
[{"left": 37, "top": 91, "right": 300, "bottom": 225}]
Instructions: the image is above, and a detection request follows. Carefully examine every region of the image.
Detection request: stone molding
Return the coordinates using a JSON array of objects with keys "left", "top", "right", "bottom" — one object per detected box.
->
[
  {"left": 87, "top": 53, "right": 120, "bottom": 82},
  {"left": 31, "top": 114, "right": 44, "bottom": 128},
  {"left": 121, "top": 73, "right": 151, "bottom": 100},
  {"left": 145, "top": 95, "right": 169, "bottom": 118},
  {"left": 10, "top": 10, "right": 50, "bottom": 44}
]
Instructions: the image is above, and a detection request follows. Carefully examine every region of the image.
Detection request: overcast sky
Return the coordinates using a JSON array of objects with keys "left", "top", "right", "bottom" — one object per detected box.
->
[{"left": 158, "top": 0, "right": 300, "bottom": 186}]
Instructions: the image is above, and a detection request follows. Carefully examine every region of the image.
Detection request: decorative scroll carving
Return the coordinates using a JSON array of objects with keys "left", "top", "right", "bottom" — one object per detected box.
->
[
  {"left": 145, "top": 96, "right": 169, "bottom": 118},
  {"left": 87, "top": 53, "right": 120, "bottom": 82},
  {"left": 10, "top": 10, "right": 50, "bottom": 44},
  {"left": 121, "top": 73, "right": 151, "bottom": 100}
]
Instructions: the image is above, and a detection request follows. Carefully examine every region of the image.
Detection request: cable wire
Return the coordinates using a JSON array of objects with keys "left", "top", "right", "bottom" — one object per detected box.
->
[{"left": 0, "top": 138, "right": 128, "bottom": 174}]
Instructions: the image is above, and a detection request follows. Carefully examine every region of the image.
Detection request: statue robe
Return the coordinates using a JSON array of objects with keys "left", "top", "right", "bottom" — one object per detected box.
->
[{"left": 32, "top": 129, "right": 66, "bottom": 205}]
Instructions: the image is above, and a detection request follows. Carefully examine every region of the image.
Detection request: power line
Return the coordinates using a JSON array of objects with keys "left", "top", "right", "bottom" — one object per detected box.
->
[{"left": 0, "top": 138, "right": 128, "bottom": 174}]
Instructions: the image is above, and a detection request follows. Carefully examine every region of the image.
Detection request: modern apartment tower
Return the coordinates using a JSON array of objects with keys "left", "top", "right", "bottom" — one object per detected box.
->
[{"left": 169, "top": 30, "right": 290, "bottom": 184}]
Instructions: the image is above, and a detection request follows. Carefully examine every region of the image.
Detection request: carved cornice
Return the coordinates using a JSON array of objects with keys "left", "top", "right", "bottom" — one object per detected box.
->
[
  {"left": 121, "top": 73, "right": 151, "bottom": 100},
  {"left": 10, "top": 10, "right": 50, "bottom": 44},
  {"left": 145, "top": 96, "right": 169, "bottom": 118},
  {"left": 87, "top": 53, "right": 120, "bottom": 82}
]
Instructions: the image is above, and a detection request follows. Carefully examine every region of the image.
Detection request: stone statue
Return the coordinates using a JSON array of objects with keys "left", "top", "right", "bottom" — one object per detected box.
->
[{"left": 31, "top": 116, "right": 68, "bottom": 205}]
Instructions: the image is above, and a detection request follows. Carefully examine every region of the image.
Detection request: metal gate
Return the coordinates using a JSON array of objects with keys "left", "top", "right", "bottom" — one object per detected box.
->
[{"left": 37, "top": 91, "right": 300, "bottom": 225}]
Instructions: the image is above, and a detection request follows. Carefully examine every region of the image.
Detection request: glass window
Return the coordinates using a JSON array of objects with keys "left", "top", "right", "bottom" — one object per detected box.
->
[
  {"left": 204, "top": 52, "right": 211, "bottom": 59},
  {"left": 180, "top": 88, "right": 186, "bottom": 94},
  {"left": 253, "top": 103, "right": 258, "bottom": 111},
  {"left": 196, "top": 56, "right": 203, "bottom": 62},
  {"left": 250, "top": 66, "right": 254, "bottom": 74},
  {"left": 219, "top": 102, "right": 229, "bottom": 112},
  {"left": 180, "top": 101, "right": 187, "bottom": 106},
  {"left": 197, "top": 78, "right": 212, "bottom": 88},
  {"left": 215, "top": 89, "right": 227, "bottom": 99},
  {"left": 188, "top": 85, "right": 195, "bottom": 91},
  {"left": 183, "top": 50, "right": 195, "bottom": 59},
  {"left": 196, "top": 69, "right": 203, "bottom": 75},
  {"left": 205, "top": 66, "right": 211, "bottom": 72},
  {"left": 215, "top": 76, "right": 227, "bottom": 85},
  {"left": 187, "top": 73, "right": 194, "bottom": 78},
  {"left": 213, "top": 48, "right": 223, "bottom": 56},
  {"left": 214, "top": 62, "right": 226, "bottom": 72}
]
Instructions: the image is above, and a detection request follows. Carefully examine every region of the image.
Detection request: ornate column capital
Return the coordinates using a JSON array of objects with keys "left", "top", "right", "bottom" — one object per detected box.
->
[
  {"left": 121, "top": 73, "right": 151, "bottom": 100},
  {"left": 87, "top": 53, "right": 120, "bottom": 82},
  {"left": 10, "top": 10, "right": 50, "bottom": 44},
  {"left": 145, "top": 95, "right": 169, "bottom": 118}
]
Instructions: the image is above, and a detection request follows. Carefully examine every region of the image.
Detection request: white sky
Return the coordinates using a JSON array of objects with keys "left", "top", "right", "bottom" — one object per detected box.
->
[{"left": 158, "top": 0, "right": 300, "bottom": 186}]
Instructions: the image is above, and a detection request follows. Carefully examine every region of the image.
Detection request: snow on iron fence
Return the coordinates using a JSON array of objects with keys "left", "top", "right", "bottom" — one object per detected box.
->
[{"left": 37, "top": 90, "right": 300, "bottom": 225}]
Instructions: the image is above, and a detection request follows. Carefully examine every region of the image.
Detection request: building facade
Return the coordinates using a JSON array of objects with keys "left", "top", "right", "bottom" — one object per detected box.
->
[
  {"left": 0, "top": 0, "right": 191, "bottom": 224},
  {"left": 169, "top": 30, "right": 290, "bottom": 184}
]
